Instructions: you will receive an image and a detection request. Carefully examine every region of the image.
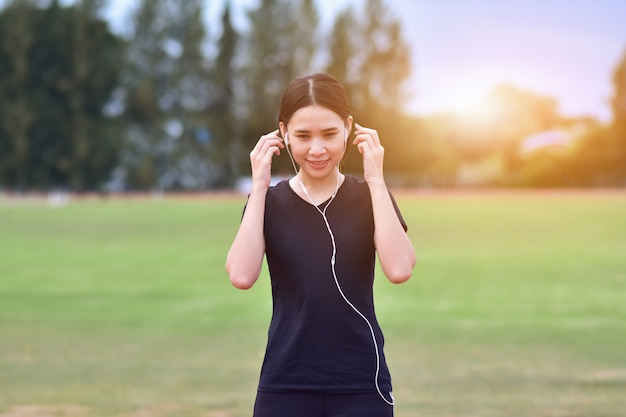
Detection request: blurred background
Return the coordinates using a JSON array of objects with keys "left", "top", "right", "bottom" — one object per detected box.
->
[
  {"left": 1, "top": 2, "right": 625, "bottom": 416},
  {"left": 0, "top": 0, "right": 625, "bottom": 193}
]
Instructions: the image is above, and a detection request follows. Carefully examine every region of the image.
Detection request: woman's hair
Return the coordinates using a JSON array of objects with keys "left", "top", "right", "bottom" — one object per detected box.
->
[{"left": 278, "top": 73, "right": 352, "bottom": 125}]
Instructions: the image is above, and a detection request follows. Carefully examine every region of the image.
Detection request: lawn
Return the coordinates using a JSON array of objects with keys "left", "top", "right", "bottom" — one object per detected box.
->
[{"left": 1, "top": 190, "right": 625, "bottom": 417}]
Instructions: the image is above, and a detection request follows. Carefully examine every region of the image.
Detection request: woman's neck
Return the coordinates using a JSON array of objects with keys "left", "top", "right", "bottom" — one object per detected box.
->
[{"left": 292, "top": 170, "right": 344, "bottom": 205}]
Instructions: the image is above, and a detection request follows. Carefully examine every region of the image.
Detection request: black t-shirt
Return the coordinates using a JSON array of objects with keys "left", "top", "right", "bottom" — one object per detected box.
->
[{"left": 256, "top": 175, "right": 407, "bottom": 393}]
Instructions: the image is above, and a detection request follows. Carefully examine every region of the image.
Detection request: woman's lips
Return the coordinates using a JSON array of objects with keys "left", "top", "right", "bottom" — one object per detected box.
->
[{"left": 307, "top": 159, "right": 330, "bottom": 169}]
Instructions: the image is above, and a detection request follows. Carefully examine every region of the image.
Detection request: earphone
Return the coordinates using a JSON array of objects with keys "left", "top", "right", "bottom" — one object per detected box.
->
[{"left": 284, "top": 127, "right": 394, "bottom": 406}]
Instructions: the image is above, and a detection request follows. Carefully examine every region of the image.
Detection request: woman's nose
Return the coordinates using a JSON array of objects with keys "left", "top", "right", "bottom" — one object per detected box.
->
[{"left": 308, "top": 137, "right": 326, "bottom": 154}]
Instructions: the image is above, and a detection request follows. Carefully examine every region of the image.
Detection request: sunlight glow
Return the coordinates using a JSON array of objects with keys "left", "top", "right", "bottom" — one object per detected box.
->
[{"left": 449, "top": 90, "right": 500, "bottom": 127}]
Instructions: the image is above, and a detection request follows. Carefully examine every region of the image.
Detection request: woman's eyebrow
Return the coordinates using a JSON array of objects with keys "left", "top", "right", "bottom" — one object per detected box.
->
[{"left": 293, "top": 127, "right": 339, "bottom": 134}]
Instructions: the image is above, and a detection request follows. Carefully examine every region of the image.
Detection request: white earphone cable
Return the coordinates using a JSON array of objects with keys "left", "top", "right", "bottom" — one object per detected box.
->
[
  {"left": 283, "top": 133, "right": 300, "bottom": 175},
  {"left": 283, "top": 129, "right": 393, "bottom": 405},
  {"left": 299, "top": 177, "right": 394, "bottom": 407}
]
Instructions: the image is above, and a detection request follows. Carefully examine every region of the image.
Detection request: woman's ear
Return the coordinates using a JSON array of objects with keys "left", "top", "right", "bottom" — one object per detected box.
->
[
  {"left": 345, "top": 115, "right": 354, "bottom": 139},
  {"left": 278, "top": 121, "right": 286, "bottom": 138}
]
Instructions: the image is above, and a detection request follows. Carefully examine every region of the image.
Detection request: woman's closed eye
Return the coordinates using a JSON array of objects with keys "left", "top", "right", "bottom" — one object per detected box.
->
[{"left": 294, "top": 131, "right": 340, "bottom": 141}]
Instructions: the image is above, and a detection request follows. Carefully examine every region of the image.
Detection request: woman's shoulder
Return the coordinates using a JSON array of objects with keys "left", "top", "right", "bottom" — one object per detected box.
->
[
  {"left": 266, "top": 177, "right": 296, "bottom": 205},
  {"left": 268, "top": 177, "right": 291, "bottom": 192},
  {"left": 342, "top": 174, "right": 370, "bottom": 196},
  {"left": 344, "top": 174, "right": 366, "bottom": 185}
]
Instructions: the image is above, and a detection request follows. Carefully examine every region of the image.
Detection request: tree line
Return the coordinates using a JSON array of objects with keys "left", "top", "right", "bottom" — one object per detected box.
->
[{"left": 0, "top": 0, "right": 624, "bottom": 192}]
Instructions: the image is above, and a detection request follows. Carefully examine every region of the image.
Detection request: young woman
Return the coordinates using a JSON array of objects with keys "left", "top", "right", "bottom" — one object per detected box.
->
[{"left": 225, "top": 72, "right": 416, "bottom": 417}]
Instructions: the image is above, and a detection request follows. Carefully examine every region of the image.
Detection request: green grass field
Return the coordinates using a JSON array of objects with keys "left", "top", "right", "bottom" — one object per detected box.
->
[{"left": 1, "top": 191, "right": 625, "bottom": 417}]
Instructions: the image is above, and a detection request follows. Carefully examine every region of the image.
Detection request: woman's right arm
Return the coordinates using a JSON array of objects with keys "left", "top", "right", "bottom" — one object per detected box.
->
[{"left": 225, "top": 130, "right": 284, "bottom": 289}]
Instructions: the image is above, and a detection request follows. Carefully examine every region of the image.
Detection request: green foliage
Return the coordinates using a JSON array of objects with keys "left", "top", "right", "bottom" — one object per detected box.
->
[
  {"left": 564, "top": 122, "right": 626, "bottom": 186},
  {"left": 608, "top": 48, "right": 626, "bottom": 182},
  {"left": 0, "top": 0, "right": 124, "bottom": 191},
  {"left": 550, "top": 51, "right": 626, "bottom": 187},
  {"left": 0, "top": 0, "right": 624, "bottom": 190},
  {"left": 0, "top": 193, "right": 625, "bottom": 416},
  {"left": 121, "top": 0, "right": 212, "bottom": 190},
  {"left": 326, "top": 0, "right": 412, "bottom": 176},
  {"left": 207, "top": 1, "right": 240, "bottom": 188},
  {"left": 611, "top": 48, "right": 626, "bottom": 128},
  {"left": 240, "top": 0, "right": 320, "bottom": 176}
]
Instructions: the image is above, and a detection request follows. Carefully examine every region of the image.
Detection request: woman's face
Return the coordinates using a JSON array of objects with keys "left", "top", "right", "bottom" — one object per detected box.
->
[{"left": 281, "top": 105, "right": 352, "bottom": 181}]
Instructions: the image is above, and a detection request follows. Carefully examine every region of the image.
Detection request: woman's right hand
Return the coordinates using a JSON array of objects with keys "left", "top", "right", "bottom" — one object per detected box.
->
[{"left": 249, "top": 129, "right": 284, "bottom": 191}]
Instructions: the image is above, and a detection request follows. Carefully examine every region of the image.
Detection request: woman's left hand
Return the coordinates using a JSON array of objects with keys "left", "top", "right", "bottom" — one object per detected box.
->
[{"left": 353, "top": 123, "right": 385, "bottom": 185}]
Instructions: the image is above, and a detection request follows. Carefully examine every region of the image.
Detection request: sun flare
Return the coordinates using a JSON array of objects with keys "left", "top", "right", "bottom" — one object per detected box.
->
[{"left": 450, "top": 92, "right": 499, "bottom": 126}]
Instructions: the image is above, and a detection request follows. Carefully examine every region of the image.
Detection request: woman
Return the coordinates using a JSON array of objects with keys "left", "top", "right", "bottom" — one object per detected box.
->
[{"left": 225, "top": 72, "right": 416, "bottom": 417}]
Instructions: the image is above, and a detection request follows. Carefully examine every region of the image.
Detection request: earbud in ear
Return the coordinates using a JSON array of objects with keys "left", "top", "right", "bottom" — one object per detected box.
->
[
  {"left": 284, "top": 132, "right": 289, "bottom": 146},
  {"left": 344, "top": 129, "right": 348, "bottom": 141}
]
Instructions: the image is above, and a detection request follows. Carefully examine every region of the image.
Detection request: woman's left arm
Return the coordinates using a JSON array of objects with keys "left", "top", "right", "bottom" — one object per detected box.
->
[{"left": 353, "top": 123, "right": 416, "bottom": 284}]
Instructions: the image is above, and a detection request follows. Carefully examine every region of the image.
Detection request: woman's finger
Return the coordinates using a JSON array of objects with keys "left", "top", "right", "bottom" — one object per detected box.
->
[
  {"left": 354, "top": 123, "right": 382, "bottom": 146},
  {"left": 252, "top": 130, "right": 283, "bottom": 159}
]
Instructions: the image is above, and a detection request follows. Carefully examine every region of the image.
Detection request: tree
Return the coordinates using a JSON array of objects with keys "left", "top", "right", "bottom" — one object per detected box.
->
[
  {"left": 325, "top": 8, "right": 358, "bottom": 101},
  {"left": 241, "top": 0, "right": 319, "bottom": 176},
  {"left": 122, "top": 0, "right": 212, "bottom": 190},
  {"left": 325, "top": 0, "right": 412, "bottom": 176},
  {"left": 356, "top": 0, "right": 412, "bottom": 116},
  {"left": 556, "top": 49, "right": 626, "bottom": 188},
  {"left": 0, "top": 0, "right": 124, "bottom": 191},
  {"left": 609, "top": 47, "right": 626, "bottom": 183},
  {"left": 64, "top": 0, "right": 121, "bottom": 191},
  {"left": 0, "top": 0, "right": 36, "bottom": 190},
  {"left": 611, "top": 48, "right": 626, "bottom": 128},
  {"left": 206, "top": 1, "right": 240, "bottom": 188}
]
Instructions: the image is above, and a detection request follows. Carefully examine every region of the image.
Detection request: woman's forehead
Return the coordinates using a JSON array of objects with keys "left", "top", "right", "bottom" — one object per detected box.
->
[{"left": 289, "top": 105, "right": 344, "bottom": 128}]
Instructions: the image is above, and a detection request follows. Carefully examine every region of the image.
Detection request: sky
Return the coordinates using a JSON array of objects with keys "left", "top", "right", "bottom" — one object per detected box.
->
[{"left": 105, "top": 0, "right": 626, "bottom": 122}]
